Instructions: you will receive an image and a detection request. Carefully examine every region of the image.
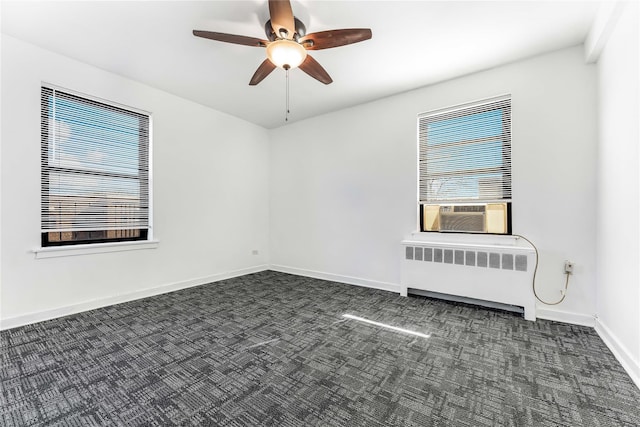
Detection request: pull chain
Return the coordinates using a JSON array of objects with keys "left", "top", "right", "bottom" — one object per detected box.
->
[{"left": 285, "top": 67, "right": 290, "bottom": 122}]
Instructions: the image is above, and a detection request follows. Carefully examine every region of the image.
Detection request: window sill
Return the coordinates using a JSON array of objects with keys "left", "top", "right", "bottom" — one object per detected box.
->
[
  {"left": 405, "top": 232, "right": 527, "bottom": 250},
  {"left": 33, "top": 240, "right": 160, "bottom": 259}
]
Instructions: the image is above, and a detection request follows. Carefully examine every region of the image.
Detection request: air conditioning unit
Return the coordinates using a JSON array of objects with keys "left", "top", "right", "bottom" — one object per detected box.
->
[
  {"left": 440, "top": 205, "right": 485, "bottom": 232},
  {"left": 422, "top": 203, "right": 508, "bottom": 234}
]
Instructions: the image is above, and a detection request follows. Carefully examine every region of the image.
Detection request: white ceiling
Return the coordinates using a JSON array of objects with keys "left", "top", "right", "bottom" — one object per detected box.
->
[{"left": 1, "top": 0, "right": 600, "bottom": 129}]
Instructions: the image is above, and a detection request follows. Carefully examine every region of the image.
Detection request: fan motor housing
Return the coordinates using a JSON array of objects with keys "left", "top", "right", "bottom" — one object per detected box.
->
[{"left": 265, "top": 18, "right": 306, "bottom": 41}]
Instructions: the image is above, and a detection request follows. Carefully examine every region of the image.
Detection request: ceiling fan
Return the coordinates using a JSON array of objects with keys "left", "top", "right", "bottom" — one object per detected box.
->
[{"left": 193, "top": 0, "right": 372, "bottom": 85}]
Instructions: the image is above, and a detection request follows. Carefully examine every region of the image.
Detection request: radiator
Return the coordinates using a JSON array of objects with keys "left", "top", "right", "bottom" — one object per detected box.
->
[{"left": 400, "top": 234, "right": 536, "bottom": 321}]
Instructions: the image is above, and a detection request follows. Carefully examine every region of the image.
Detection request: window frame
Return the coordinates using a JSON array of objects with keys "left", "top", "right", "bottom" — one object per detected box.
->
[
  {"left": 40, "top": 85, "right": 152, "bottom": 247},
  {"left": 417, "top": 95, "right": 512, "bottom": 235}
]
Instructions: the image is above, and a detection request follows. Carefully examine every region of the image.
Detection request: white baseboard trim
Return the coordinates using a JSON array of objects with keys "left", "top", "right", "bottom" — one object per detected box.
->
[
  {"left": 269, "top": 264, "right": 400, "bottom": 293},
  {"left": 536, "top": 307, "right": 595, "bottom": 327},
  {"left": 0, "top": 264, "right": 269, "bottom": 331},
  {"left": 595, "top": 318, "right": 640, "bottom": 390}
]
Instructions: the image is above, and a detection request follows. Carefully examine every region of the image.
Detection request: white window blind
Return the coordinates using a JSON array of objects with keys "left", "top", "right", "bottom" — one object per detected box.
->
[
  {"left": 419, "top": 95, "right": 511, "bottom": 203},
  {"left": 41, "top": 86, "right": 150, "bottom": 245}
]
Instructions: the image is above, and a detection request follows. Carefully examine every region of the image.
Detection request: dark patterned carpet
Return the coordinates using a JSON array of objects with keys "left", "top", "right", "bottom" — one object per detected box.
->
[{"left": 1, "top": 271, "right": 639, "bottom": 426}]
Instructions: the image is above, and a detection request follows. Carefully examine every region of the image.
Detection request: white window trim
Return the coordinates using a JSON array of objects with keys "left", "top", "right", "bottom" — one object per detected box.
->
[{"left": 33, "top": 239, "right": 160, "bottom": 259}]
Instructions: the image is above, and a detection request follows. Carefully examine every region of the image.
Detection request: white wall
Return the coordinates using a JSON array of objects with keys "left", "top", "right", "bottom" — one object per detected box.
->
[
  {"left": 0, "top": 36, "right": 270, "bottom": 327},
  {"left": 269, "top": 46, "right": 598, "bottom": 324},
  {"left": 595, "top": 1, "right": 640, "bottom": 386}
]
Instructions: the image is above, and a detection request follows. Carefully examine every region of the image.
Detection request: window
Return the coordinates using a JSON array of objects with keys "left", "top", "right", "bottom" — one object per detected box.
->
[
  {"left": 41, "top": 86, "right": 150, "bottom": 246},
  {"left": 418, "top": 95, "right": 511, "bottom": 234}
]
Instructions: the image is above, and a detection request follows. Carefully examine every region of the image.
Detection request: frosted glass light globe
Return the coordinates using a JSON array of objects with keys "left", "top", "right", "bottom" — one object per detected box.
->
[{"left": 266, "top": 39, "right": 307, "bottom": 69}]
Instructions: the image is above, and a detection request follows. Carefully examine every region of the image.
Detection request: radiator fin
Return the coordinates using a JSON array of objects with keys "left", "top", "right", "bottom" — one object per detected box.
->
[
  {"left": 515, "top": 255, "right": 528, "bottom": 271},
  {"left": 477, "top": 252, "right": 488, "bottom": 267},
  {"left": 406, "top": 247, "right": 413, "bottom": 260},
  {"left": 502, "top": 253, "right": 514, "bottom": 270},
  {"left": 465, "top": 251, "right": 476, "bottom": 266},
  {"left": 444, "top": 249, "right": 454, "bottom": 264},
  {"left": 489, "top": 253, "right": 501, "bottom": 269}
]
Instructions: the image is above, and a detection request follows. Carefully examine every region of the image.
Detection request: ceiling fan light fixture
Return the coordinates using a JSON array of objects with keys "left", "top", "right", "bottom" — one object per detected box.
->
[{"left": 266, "top": 39, "right": 307, "bottom": 69}]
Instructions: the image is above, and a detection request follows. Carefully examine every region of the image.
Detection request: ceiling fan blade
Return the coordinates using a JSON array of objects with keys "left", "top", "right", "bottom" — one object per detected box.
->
[
  {"left": 193, "top": 30, "right": 267, "bottom": 47},
  {"left": 249, "top": 59, "right": 277, "bottom": 85},
  {"left": 300, "top": 29, "right": 372, "bottom": 50},
  {"left": 299, "top": 55, "right": 332, "bottom": 85},
  {"left": 268, "top": 0, "right": 295, "bottom": 39}
]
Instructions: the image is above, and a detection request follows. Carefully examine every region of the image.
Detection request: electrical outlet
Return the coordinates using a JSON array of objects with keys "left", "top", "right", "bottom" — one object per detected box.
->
[{"left": 564, "top": 260, "right": 574, "bottom": 274}]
